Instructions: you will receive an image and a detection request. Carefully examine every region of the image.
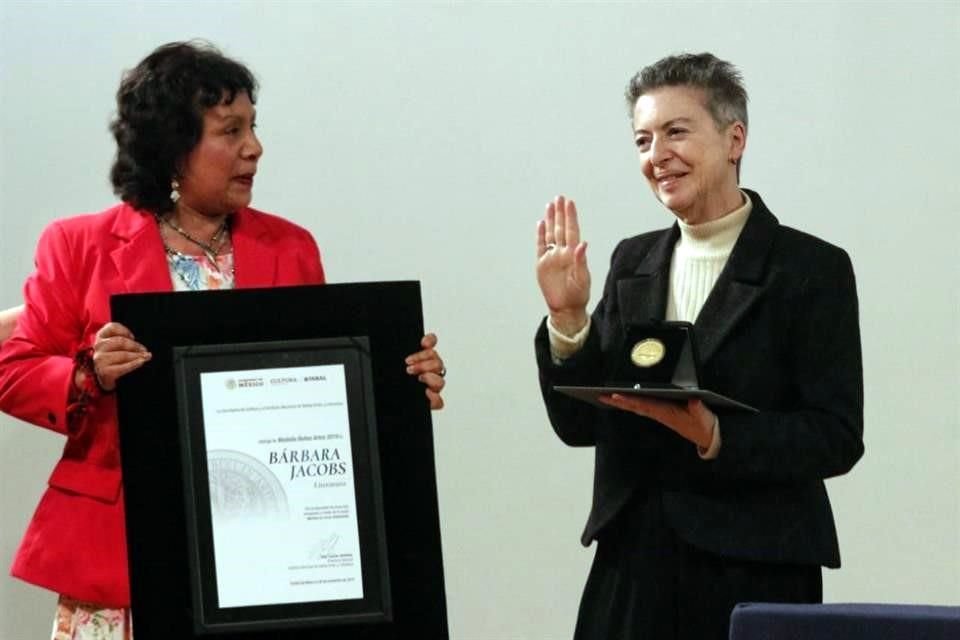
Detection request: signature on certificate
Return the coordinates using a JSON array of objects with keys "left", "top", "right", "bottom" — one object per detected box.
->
[{"left": 309, "top": 533, "right": 341, "bottom": 559}]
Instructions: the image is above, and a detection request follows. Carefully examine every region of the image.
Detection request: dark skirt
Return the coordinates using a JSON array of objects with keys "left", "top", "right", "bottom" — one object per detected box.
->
[{"left": 574, "top": 491, "right": 822, "bottom": 640}]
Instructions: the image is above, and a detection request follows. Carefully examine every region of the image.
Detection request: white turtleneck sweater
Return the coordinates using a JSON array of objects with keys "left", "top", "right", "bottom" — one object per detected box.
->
[
  {"left": 666, "top": 193, "right": 752, "bottom": 323},
  {"left": 547, "top": 192, "right": 753, "bottom": 459}
]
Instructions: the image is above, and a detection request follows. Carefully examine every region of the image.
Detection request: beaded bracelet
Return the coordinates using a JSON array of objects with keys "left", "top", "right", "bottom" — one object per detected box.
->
[{"left": 73, "top": 347, "right": 114, "bottom": 401}]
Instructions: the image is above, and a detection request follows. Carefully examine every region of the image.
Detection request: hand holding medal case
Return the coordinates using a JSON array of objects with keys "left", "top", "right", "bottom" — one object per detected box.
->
[{"left": 554, "top": 321, "right": 758, "bottom": 413}]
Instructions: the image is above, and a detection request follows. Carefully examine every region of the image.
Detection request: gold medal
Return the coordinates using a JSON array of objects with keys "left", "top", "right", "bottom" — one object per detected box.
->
[{"left": 630, "top": 338, "right": 665, "bottom": 368}]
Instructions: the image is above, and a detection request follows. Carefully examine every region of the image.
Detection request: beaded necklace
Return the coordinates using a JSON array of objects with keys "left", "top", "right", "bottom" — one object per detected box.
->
[{"left": 157, "top": 214, "right": 230, "bottom": 266}]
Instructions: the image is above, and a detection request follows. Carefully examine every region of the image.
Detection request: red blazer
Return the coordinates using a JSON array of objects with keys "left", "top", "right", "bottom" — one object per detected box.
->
[{"left": 0, "top": 203, "right": 325, "bottom": 606}]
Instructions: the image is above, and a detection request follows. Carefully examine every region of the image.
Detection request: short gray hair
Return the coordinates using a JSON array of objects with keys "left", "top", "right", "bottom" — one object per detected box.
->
[{"left": 625, "top": 52, "right": 748, "bottom": 131}]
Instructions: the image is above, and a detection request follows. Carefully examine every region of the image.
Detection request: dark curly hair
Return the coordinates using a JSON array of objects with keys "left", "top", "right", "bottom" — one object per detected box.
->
[{"left": 109, "top": 41, "right": 258, "bottom": 215}]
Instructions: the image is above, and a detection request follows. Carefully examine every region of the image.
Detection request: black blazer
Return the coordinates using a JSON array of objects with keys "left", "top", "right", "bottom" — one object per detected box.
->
[{"left": 536, "top": 190, "right": 864, "bottom": 568}]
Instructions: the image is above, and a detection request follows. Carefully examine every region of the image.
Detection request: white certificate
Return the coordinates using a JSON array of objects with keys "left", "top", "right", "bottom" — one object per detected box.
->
[{"left": 198, "top": 364, "right": 363, "bottom": 608}]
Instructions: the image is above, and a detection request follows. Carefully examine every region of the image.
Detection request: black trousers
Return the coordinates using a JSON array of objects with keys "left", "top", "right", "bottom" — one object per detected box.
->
[{"left": 574, "top": 491, "right": 822, "bottom": 640}]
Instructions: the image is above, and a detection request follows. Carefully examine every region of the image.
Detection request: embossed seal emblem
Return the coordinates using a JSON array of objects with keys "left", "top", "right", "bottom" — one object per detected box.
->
[
  {"left": 207, "top": 449, "right": 289, "bottom": 521},
  {"left": 630, "top": 338, "right": 665, "bottom": 368}
]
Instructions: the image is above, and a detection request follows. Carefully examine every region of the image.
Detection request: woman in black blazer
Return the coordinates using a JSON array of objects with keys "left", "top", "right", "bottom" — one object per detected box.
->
[{"left": 534, "top": 52, "right": 863, "bottom": 640}]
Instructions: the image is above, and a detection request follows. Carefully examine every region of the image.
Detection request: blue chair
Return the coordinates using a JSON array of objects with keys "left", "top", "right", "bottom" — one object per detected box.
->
[{"left": 729, "top": 602, "right": 960, "bottom": 640}]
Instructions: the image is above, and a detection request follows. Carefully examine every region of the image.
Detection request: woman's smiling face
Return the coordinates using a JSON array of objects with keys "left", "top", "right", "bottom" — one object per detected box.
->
[{"left": 632, "top": 85, "right": 745, "bottom": 224}]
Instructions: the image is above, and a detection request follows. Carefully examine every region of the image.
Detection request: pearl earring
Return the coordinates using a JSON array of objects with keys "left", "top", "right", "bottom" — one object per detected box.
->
[{"left": 170, "top": 179, "right": 181, "bottom": 203}]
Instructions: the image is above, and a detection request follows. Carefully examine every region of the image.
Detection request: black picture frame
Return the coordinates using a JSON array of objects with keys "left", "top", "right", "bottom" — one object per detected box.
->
[
  {"left": 173, "top": 337, "right": 391, "bottom": 633},
  {"left": 111, "top": 282, "right": 448, "bottom": 640}
]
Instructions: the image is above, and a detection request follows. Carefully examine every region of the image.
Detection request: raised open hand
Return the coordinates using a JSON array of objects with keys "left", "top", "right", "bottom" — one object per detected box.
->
[{"left": 536, "top": 195, "right": 591, "bottom": 335}]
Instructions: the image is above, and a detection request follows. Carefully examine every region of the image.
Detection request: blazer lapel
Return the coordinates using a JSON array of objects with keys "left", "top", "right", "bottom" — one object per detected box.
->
[
  {"left": 694, "top": 191, "right": 778, "bottom": 364},
  {"left": 108, "top": 205, "right": 173, "bottom": 294},
  {"left": 616, "top": 225, "right": 678, "bottom": 328},
  {"left": 231, "top": 208, "right": 278, "bottom": 288}
]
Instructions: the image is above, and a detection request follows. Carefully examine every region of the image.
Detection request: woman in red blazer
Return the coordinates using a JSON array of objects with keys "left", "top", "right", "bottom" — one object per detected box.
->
[{"left": 0, "top": 42, "right": 446, "bottom": 638}]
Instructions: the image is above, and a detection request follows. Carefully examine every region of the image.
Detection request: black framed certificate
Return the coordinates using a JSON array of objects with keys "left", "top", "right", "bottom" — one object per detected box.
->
[
  {"left": 112, "top": 282, "right": 448, "bottom": 640},
  {"left": 174, "top": 338, "right": 390, "bottom": 632}
]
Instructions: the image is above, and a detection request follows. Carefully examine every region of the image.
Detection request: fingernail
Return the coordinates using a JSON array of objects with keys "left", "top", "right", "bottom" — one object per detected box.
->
[{"left": 406, "top": 366, "right": 414, "bottom": 373}]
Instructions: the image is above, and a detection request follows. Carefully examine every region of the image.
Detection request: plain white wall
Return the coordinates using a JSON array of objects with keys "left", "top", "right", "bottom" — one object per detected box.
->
[{"left": 1, "top": 1, "right": 958, "bottom": 638}]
